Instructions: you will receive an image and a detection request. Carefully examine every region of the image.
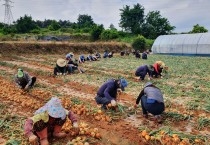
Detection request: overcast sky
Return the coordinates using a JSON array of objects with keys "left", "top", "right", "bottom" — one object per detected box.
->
[{"left": 0, "top": 0, "right": 210, "bottom": 33}]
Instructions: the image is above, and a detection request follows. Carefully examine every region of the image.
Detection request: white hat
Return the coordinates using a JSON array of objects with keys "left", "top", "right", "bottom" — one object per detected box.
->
[{"left": 56, "top": 58, "right": 67, "bottom": 67}]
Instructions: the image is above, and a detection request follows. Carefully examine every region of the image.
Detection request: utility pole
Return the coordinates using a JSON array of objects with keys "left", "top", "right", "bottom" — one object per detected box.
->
[{"left": 2, "top": 0, "right": 14, "bottom": 26}]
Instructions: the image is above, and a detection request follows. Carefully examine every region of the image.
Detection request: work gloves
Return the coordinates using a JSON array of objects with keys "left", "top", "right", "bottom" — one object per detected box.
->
[{"left": 111, "top": 100, "right": 117, "bottom": 107}]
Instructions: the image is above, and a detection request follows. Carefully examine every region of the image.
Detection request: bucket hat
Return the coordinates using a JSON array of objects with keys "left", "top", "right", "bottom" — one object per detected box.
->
[
  {"left": 34, "top": 97, "right": 66, "bottom": 120},
  {"left": 120, "top": 79, "right": 128, "bottom": 91}
]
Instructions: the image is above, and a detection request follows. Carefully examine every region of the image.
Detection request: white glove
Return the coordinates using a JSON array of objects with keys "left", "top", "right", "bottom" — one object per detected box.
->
[
  {"left": 111, "top": 100, "right": 117, "bottom": 107},
  {"left": 25, "top": 85, "right": 29, "bottom": 90},
  {"left": 73, "top": 122, "right": 78, "bottom": 128}
]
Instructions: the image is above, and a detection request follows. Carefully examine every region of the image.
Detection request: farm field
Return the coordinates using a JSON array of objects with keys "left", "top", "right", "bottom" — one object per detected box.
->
[{"left": 0, "top": 53, "right": 209, "bottom": 145}]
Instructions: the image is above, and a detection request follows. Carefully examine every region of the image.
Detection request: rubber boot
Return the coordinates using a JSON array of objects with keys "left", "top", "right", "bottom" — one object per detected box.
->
[{"left": 53, "top": 125, "right": 67, "bottom": 138}]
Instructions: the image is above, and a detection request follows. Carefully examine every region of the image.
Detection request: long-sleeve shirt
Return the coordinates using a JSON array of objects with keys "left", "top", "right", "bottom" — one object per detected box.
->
[
  {"left": 135, "top": 65, "right": 152, "bottom": 80},
  {"left": 153, "top": 63, "right": 163, "bottom": 77},
  {"left": 97, "top": 79, "right": 118, "bottom": 101},
  {"left": 136, "top": 86, "right": 164, "bottom": 104},
  {"left": 15, "top": 72, "right": 32, "bottom": 88}
]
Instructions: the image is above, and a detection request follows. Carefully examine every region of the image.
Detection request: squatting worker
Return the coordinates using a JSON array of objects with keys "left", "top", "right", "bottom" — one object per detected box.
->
[
  {"left": 134, "top": 82, "right": 165, "bottom": 123},
  {"left": 15, "top": 68, "right": 36, "bottom": 90},
  {"left": 24, "top": 97, "right": 79, "bottom": 145},
  {"left": 54, "top": 58, "right": 67, "bottom": 76},
  {"left": 95, "top": 79, "right": 128, "bottom": 110}
]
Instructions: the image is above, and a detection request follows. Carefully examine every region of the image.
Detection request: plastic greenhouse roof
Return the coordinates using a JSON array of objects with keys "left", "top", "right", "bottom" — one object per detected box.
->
[{"left": 152, "top": 33, "right": 210, "bottom": 56}]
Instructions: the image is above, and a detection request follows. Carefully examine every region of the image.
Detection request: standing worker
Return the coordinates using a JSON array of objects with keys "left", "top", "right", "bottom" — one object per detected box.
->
[
  {"left": 134, "top": 82, "right": 165, "bottom": 123},
  {"left": 95, "top": 79, "right": 128, "bottom": 110},
  {"left": 15, "top": 68, "right": 36, "bottom": 90}
]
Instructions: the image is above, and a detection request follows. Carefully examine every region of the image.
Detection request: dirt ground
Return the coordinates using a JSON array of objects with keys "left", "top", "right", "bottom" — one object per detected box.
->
[{"left": 0, "top": 52, "right": 209, "bottom": 145}]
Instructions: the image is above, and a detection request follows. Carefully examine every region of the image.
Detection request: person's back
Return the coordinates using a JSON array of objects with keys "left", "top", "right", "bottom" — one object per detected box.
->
[
  {"left": 142, "top": 52, "right": 147, "bottom": 59},
  {"left": 144, "top": 87, "right": 164, "bottom": 103},
  {"left": 135, "top": 52, "right": 140, "bottom": 59},
  {"left": 120, "top": 51, "right": 125, "bottom": 56},
  {"left": 97, "top": 79, "right": 117, "bottom": 99},
  {"left": 103, "top": 51, "right": 108, "bottom": 58}
]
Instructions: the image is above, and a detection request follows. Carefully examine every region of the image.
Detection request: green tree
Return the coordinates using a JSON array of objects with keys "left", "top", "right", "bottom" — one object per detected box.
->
[
  {"left": 2, "top": 26, "right": 16, "bottom": 34},
  {"left": 101, "top": 29, "right": 119, "bottom": 40},
  {"left": 190, "top": 24, "right": 208, "bottom": 33},
  {"left": 142, "top": 11, "right": 175, "bottom": 39},
  {"left": 132, "top": 35, "right": 146, "bottom": 51},
  {"left": 90, "top": 24, "right": 104, "bottom": 41},
  {"left": 48, "top": 20, "right": 61, "bottom": 31},
  {"left": 77, "top": 14, "right": 94, "bottom": 28},
  {"left": 0, "top": 22, "right": 4, "bottom": 29},
  {"left": 119, "top": 3, "right": 144, "bottom": 34},
  {"left": 16, "top": 15, "right": 38, "bottom": 33},
  {"left": 109, "top": 23, "right": 117, "bottom": 30}
]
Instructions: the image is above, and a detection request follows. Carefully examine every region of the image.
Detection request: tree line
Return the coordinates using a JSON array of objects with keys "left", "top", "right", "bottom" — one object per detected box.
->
[{"left": 0, "top": 3, "right": 208, "bottom": 41}]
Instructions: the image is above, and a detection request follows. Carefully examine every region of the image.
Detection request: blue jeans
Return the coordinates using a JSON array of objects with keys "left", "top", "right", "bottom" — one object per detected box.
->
[
  {"left": 141, "top": 95, "right": 165, "bottom": 115},
  {"left": 95, "top": 95, "right": 111, "bottom": 110},
  {"left": 67, "top": 66, "right": 77, "bottom": 73}
]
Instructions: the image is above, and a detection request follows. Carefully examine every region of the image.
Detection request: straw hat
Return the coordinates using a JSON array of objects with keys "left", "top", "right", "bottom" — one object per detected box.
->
[
  {"left": 156, "top": 61, "right": 165, "bottom": 67},
  {"left": 56, "top": 58, "right": 67, "bottom": 67}
]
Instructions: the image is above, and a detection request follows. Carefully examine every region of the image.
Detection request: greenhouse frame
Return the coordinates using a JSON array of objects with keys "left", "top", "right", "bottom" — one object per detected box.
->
[{"left": 152, "top": 33, "right": 210, "bottom": 56}]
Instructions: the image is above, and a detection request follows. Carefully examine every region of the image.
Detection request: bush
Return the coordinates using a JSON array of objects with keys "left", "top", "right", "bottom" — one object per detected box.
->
[
  {"left": 30, "top": 29, "right": 40, "bottom": 34},
  {"left": 90, "top": 25, "right": 104, "bottom": 41},
  {"left": 100, "top": 30, "right": 119, "bottom": 40},
  {"left": 132, "top": 35, "right": 146, "bottom": 51},
  {"left": 60, "top": 28, "right": 74, "bottom": 33}
]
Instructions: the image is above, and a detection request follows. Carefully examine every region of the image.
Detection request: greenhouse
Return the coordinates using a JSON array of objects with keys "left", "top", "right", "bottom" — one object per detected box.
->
[{"left": 152, "top": 33, "right": 210, "bottom": 56}]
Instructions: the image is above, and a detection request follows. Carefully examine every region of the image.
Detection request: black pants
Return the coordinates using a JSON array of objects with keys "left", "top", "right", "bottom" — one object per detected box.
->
[
  {"left": 54, "top": 65, "right": 66, "bottom": 75},
  {"left": 20, "top": 77, "right": 36, "bottom": 89},
  {"left": 135, "top": 71, "right": 145, "bottom": 80},
  {"left": 141, "top": 95, "right": 165, "bottom": 115},
  {"left": 95, "top": 95, "right": 111, "bottom": 110}
]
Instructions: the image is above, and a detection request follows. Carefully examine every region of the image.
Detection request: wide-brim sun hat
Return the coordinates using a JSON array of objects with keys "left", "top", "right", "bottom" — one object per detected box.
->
[
  {"left": 156, "top": 61, "right": 165, "bottom": 67},
  {"left": 57, "top": 58, "right": 67, "bottom": 67},
  {"left": 34, "top": 97, "right": 66, "bottom": 120},
  {"left": 120, "top": 79, "right": 128, "bottom": 91},
  {"left": 144, "top": 82, "right": 153, "bottom": 88}
]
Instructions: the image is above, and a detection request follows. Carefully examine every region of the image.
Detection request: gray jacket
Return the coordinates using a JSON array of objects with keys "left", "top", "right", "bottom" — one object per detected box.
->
[{"left": 144, "top": 87, "right": 164, "bottom": 103}]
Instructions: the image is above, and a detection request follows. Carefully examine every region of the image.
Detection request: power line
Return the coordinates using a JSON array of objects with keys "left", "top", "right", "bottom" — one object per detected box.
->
[{"left": 2, "top": 0, "right": 14, "bottom": 26}]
